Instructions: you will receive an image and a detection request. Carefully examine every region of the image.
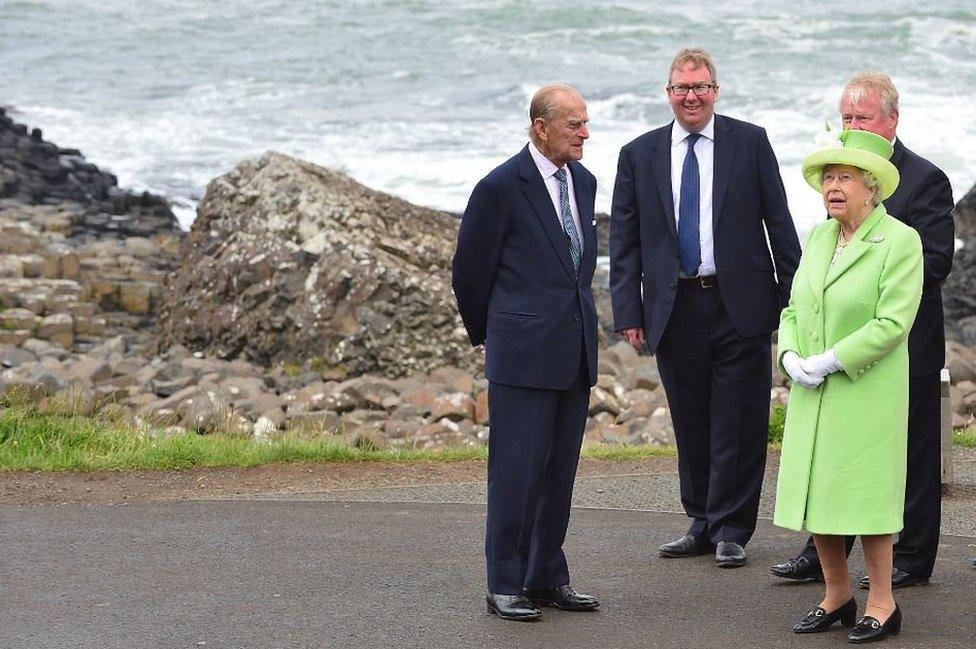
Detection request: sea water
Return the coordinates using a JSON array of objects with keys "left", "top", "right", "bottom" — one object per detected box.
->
[{"left": 1, "top": 0, "right": 973, "bottom": 234}]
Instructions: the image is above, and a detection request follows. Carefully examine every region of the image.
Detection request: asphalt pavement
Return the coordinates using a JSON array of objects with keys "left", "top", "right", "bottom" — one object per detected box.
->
[{"left": 3, "top": 462, "right": 976, "bottom": 649}]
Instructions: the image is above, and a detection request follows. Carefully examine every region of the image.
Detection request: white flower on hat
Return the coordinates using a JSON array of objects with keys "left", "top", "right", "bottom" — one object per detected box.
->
[{"left": 813, "top": 121, "right": 841, "bottom": 150}]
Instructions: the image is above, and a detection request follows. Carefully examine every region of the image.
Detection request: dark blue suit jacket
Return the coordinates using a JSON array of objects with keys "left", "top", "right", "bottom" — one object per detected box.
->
[
  {"left": 609, "top": 114, "right": 801, "bottom": 353},
  {"left": 885, "top": 139, "right": 955, "bottom": 376},
  {"left": 452, "top": 145, "right": 599, "bottom": 390}
]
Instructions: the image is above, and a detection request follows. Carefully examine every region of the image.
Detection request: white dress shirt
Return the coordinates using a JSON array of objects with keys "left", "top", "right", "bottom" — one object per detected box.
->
[
  {"left": 528, "top": 140, "right": 583, "bottom": 243},
  {"left": 670, "top": 117, "right": 715, "bottom": 277}
]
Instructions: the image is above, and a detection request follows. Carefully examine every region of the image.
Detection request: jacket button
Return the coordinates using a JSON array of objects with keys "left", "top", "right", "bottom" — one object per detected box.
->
[
  {"left": 670, "top": 283, "right": 676, "bottom": 290},
  {"left": 813, "top": 304, "right": 820, "bottom": 313},
  {"left": 573, "top": 314, "right": 580, "bottom": 321},
  {"left": 810, "top": 332, "right": 818, "bottom": 342}
]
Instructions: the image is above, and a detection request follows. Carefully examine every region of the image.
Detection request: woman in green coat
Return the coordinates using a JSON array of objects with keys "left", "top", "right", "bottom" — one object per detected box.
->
[{"left": 774, "top": 130, "right": 923, "bottom": 644}]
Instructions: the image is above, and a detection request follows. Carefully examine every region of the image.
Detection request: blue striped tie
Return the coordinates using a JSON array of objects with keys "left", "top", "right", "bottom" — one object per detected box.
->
[
  {"left": 678, "top": 133, "right": 702, "bottom": 277},
  {"left": 553, "top": 168, "right": 581, "bottom": 273}
]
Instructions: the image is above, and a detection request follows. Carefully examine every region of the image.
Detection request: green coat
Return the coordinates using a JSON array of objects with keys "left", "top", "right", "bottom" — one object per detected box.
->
[{"left": 773, "top": 205, "right": 923, "bottom": 535}]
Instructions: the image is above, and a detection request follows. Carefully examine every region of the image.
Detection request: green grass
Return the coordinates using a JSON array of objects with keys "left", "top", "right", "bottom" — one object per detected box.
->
[
  {"left": 0, "top": 399, "right": 971, "bottom": 473},
  {"left": 953, "top": 430, "right": 976, "bottom": 449},
  {"left": 0, "top": 408, "right": 494, "bottom": 472}
]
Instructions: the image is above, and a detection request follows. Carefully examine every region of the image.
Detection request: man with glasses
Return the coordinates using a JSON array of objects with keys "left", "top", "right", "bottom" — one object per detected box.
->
[
  {"left": 770, "top": 71, "right": 955, "bottom": 588},
  {"left": 610, "top": 48, "right": 800, "bottom": 567}
]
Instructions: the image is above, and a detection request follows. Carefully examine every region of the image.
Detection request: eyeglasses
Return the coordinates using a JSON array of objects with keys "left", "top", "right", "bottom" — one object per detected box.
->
[{"left": 667, "top": 83, "right": 717, "bottom": 97}]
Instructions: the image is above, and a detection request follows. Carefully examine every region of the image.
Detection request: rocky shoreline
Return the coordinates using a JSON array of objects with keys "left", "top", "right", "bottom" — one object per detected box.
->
[{"left": 2, "top": 108, "right": 975, "bottom": 450}]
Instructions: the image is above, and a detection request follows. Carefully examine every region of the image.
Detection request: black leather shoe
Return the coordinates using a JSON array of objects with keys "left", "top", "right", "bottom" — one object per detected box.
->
[
  {"left": 857, "top": 567, "right": 929, "bottom": 590},
  {"left": 525, "top": 584, "right": 599, "bottom": 611},
  {"left": 793, "top": 597, "right": 857, "bottom": 633},
  {"left": 771, "top": 556, "right": 824, "bottom": 582},
  {"left": 847, "top": 605, "right": 901, "bottom": 643},
  {"left": 486, "top": 593, "right": 541, "bottom": 621},
  {"left": 715, "top": 541, "right": 747, "bottom": 568},
  {"left": 659, "top": 534, "right": 713, "bottom": 558}
]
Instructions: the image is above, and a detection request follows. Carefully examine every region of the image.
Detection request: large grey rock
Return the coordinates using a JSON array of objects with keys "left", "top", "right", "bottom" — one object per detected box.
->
[{"left": 154, "top": 153, "right": 477, "bottom": 378}]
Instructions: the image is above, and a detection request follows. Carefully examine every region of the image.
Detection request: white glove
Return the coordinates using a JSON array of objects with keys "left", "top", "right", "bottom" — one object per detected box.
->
[
  {"left": 800, "top": 349, "right": 843, "bottom": 381},
  {"left": 782, "top": 351, "right": 823, "bottom": 389}
]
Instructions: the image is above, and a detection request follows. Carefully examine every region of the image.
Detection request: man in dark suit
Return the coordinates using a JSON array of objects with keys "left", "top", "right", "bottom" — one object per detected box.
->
[
  {"left": 771, "top": 72, "right": 955, "bottom": 587},
  {"left": 452, "top": 84, "right": 600, "bottom": 621},
  {"left": 610, "top": 49, "right": 801, "bottom": 568}
]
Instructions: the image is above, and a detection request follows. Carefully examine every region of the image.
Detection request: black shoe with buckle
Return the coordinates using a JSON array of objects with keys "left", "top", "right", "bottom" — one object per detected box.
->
[
  {"left": 793, "top": 597, "right": 857, "bottom": 633},
  {"left": 847, "top": 605, "right": 901, "bottom": 643},
  {"left": 771, "top": 556, "right": 825, "bottom": 582}
]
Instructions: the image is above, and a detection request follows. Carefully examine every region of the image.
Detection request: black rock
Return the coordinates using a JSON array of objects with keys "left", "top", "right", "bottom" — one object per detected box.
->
[
  {"left": 944, "top": 182, "right": 976, "bottom": 346},
  {"left": 0, "top": 108, "right": 181, "bottom": 240}
]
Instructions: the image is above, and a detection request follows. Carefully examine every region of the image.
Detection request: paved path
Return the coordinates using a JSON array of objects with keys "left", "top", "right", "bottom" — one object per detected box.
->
[{"left": 3, "top": 457, "right": 976, "bottom": 649}]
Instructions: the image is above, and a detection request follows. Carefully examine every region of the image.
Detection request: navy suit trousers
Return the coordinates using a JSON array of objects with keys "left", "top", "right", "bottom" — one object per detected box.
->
[
  {"left": 485, "top": 356, "right": 590, "bottom": 594},
  {"left": 655, "top": 282, "right": 771, "bottom": 546}
]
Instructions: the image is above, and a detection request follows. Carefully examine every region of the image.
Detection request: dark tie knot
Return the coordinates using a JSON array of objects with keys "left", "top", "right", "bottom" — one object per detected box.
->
[
  {"left": 686, "top": 133, "right": 702, "bottom": 148},
  {"left": 553, "top": 167, "right": 567, "bottom": 183}
]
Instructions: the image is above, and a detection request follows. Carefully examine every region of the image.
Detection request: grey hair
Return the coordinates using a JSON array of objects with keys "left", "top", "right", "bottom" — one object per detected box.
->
[
  {"left": 821, "top": 167, "right": 882, "bottom": 206},
  {"left": 861, "top": 169, "right": 883, "bottom": 206},
  {"left": 527, "top": 84, "right": 582, "bottom": 142},
  {"left": 841, "top": 72, "right": 899, "bottom": 116}
]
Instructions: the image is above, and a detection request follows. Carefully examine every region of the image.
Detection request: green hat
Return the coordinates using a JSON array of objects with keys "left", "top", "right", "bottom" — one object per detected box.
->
[{"left": 801, "top": 129, "right": 900, "bottom": 200}]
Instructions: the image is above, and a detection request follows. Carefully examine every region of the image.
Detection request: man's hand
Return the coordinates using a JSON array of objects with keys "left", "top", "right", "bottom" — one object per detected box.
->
[
  {"left": 782, "top": 351, "right": 823, "bottom": 389},
  {"left": 618, "top": 327, "right": 645, "bottom": 351}
]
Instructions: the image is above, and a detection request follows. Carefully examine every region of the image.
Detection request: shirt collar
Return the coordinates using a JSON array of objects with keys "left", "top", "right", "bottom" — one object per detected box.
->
[
  {"left": 528, "top": 140, "right": 566, "bottom": 179},
  {"left": 671, "top": 116, "right": 715, "bottom": 147}
]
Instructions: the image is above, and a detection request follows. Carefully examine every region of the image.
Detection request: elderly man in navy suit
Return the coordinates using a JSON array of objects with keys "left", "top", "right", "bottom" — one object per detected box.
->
[
  {"left": 610, "top": 49, "right": 801, "bottom": 567},
  {"left": 452, "top": 84, "right": 600, "bottom": 621},
  {"left": 771, "top": 71, "right": 956, "bottom": 588}
]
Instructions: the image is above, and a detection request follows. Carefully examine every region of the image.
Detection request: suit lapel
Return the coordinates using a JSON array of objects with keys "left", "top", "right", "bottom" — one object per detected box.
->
[
  {"left": 518, "top": 147, "right": 577, "bottom": 280},
  {"left": 712, "top": 116, "right": 734, "bottom": 228},
  {"left": 824, "top": 205, "right": 887, "bottom": 289},
  {"left": 649, "top": 126, "right": 677, "bottom": 241}
]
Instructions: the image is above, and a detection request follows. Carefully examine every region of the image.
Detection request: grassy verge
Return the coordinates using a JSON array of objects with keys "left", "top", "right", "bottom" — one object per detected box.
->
[
  {"left": 953, "top": 430, "right": 976, "bottom": 449},
  {"left": 0, "top": 402, "right": 971, "bottom": 472},
  {"left": 0, "top": 405, "right": 679, "bottom": 471}
]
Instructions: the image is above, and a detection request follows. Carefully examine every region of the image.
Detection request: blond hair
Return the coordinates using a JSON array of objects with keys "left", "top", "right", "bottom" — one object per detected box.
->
[
  {"left": 841, "top": 72, "right": 899, "bottom": 116},
  {"left": 668, "top": 48, "right": 717, "bottom": 83}
]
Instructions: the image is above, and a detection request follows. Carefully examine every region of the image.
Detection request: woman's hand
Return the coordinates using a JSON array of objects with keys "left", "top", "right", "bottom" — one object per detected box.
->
[
  {"left": 800, "top": 349, "right": 843, "bottom": 381},
  {"left": 783, "top": 351, "right": 824, "bottom": 389}
]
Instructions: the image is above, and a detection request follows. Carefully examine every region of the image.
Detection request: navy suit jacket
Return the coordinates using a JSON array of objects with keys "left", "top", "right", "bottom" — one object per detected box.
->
[
  {"left": 883, "top": 139, "right": 955, "bottom": 376},
  {"left": 609, "top": 114, "right": 801, "bottom": 353},
  {"left": 452, "top": 145, "right": 599, "bottom": 390}
]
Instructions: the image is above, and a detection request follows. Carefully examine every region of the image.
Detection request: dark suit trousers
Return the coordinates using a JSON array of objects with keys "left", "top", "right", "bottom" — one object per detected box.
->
[
  {"left": 799, "top": 372, "right": 942, "bottom": 577},
  {"left": 485, "top": 359, "right": 590, "bottom": 594},
  {"left": 655, "top": 282, "right": 771, "bottom": 546}
]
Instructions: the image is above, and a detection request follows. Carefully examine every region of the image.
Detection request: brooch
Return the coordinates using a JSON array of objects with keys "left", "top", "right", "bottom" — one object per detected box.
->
[{"left": 868, "top": 235, "right": 885, "bottom": 243}]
